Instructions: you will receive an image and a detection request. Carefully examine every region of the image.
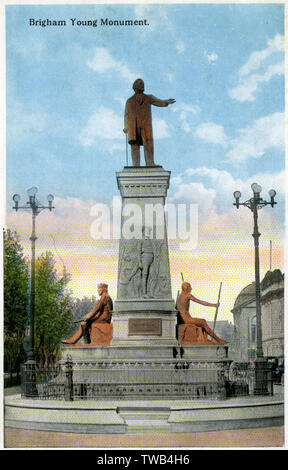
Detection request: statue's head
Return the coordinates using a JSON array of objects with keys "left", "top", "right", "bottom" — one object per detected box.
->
[
  {"left": 98, "top": 283, "right": 108, "bottom": 293},
  {"left": 182, "top": 282, "right": 191, "bottom": 293},
  {"left": 133, "top": 78, "right": 144, "bottom": 92}
]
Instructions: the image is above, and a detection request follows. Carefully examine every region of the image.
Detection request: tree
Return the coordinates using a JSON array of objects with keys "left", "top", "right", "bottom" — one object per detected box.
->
[
  {"left": 4, "top": 229, "right": 29, "bottom": 379},
  {"left": 34, "top": 252, "right": 74, "bottom": 367}
]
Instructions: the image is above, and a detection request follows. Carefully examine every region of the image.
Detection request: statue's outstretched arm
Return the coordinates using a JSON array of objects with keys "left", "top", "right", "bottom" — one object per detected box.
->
[
  {"left": 189, "top": 293, "right": 218, "bottom": 308},
  {"left": 149, "top": 95, "right": 176, "bottom": 107}
]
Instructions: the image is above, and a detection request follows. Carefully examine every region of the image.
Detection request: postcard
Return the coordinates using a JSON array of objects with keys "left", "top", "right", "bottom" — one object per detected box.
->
[{"left": 2, "top": 0, "right": 285, "bottom": 450}]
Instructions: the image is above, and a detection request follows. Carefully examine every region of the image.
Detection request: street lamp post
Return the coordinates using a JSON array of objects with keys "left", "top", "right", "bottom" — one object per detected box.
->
[
  {"left": 12, "top": 187, "right": 55, "bottom": 396},
  {"left": 233, "top": 183, "right": 276, "bottom": 394}
]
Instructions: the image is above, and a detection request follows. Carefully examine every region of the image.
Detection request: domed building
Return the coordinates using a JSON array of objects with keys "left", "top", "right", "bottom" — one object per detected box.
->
[
  {"left": 230, "top": 270, "right": 284, "bottom": 361},
  {"left": 261, "top": 269, "right": 284, "bottom": 358},
  {"left": 230, "top": 282, "right": 257, "bottom": 361}
]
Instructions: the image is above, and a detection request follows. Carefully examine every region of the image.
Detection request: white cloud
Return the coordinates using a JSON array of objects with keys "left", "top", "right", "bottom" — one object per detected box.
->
[
  {"left": 167, "top": 73, "right": 175, "bottom": 82},
  {"left": 169, "top": 166, "right": 285, "bottom": 243},
  {"left": 226, "top": 112, "right": 284, "bottom": 163},
  {"left": 184, "top": 167, "right": 239, "bottom": 194},
  {"left": 114, "top": 96, "right": 126, "bottom": 108},
  {"left": 80, "top": 107, "right": 169, "bottom": 148},
  {"left": 172, "top": 103, "right": 200, "bottom": 133},
  {"left": 53, "top": 196, "right": 94, "bottom": 214},
  {"left": 171, "top": 181, "right": 216, "bottom": 204},
  {"left": 134, "top": 5, "right": 171, "bottom": 32},
  {"left": 239, "top": 34, "right": 284, "bottom": 77},
  {"left": 153, "top": 117, "right": 169, "bottom": 139},
  {"left": 229, "top": 34, "right": 284, "bottom": 102},
  {"left": 204, "top": 50, "right": 218, "bottom": 64},
  {"left": 176, "top": 41, "right": 185, "bottom": 54},
  {"left": 87, "top": 48, "right": 136, "bottom": 82},
  {"left": 179, "top": 166, "right": 285, "bottom": 201},
  {"left": 7, "top": 196, "right": 96, "bottom": 243},
  {"left": 193, "top": 112, "right": 284, "bottom": 164},
  {"left": 194, "top": 122, "right": 228, "bottom": 146},
  {"left": 79, "top": 106, "right": 123, "bottom": 147},
  {"left": 176, "top": 104, "right": 200, "bottom": 115},
  {"left": 229, "top": 62, "right": 284, "bottom": 102},
  {"left": 170, "top": 180, "right": 216, "bottom": 224}
]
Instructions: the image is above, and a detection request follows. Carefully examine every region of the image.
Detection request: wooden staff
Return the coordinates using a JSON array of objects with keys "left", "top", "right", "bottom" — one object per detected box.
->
[
  {"left": 125, "top": 133, "right": 128, "bottom": 166},
  {"left": 213, "top": 282, "right": 222, "bottom": 333}
]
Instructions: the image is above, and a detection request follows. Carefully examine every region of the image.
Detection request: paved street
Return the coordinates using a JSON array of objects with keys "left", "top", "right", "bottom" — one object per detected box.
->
[{"left": 4, "top": 425, "right": 284, "bottom": 448}]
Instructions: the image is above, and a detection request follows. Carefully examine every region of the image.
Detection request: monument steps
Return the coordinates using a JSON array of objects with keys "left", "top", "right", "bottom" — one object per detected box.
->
[
  {"left": 5, "top": 392, "right": 284, "bottom": 434},
  {"left": 118, "top": 406, "right": 171, "bottom": 433}
]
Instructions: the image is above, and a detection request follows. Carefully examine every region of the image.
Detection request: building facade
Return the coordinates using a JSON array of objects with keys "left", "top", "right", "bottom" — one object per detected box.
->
[
  {"left": 230, "top": 270, "right": 284, "bottom": 361},
  {"left": 230, "top": 282, "right": 257, "bottom": 361},
  {"left": 261, "top": 270, "right": 284, "bottom": 357}
]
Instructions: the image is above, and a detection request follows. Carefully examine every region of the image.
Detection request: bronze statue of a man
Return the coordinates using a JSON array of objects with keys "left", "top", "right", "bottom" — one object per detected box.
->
[
  {"left": 124, "top": 78, "right": 175, "bottom": 166},
  {"left": 176, "top": 282, "right": 226, "bottom": 345},
  {"left": 62, "top": 283, "right": 113, "bottom": 344}
]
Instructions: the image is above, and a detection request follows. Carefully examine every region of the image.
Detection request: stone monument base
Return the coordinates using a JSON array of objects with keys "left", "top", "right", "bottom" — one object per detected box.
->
[
  {"left": 57, "top": 344, "right": 230, "bottom": 400},
  {"left": 61, "top": 343, "right": 228, "bottom": 361},
  {"left": 111, "top": 309, "right": 178, "bottom": 347}
]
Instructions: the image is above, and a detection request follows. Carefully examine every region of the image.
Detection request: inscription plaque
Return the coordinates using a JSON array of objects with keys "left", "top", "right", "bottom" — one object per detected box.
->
[{"left": 129, "top": 319, "right": 162, "bottom": 336}]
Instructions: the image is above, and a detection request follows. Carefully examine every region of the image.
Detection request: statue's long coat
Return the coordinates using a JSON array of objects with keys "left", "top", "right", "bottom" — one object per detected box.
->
[{"left": 124, "top": 93, "right": 168, "bottom": 144}]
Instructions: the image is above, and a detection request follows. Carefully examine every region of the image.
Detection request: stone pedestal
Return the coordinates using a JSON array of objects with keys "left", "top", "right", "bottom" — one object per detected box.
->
[
  {"left": 60, "top": 344, "right": 230, "bottom": 400},
  {"left": 112, "top": 165, "right": 177, "bottom": 346}
]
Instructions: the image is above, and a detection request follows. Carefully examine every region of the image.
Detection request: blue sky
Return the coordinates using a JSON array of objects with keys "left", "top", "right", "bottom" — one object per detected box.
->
[{"left": 5, "top": 3, "right": 285, "bottom": 316}]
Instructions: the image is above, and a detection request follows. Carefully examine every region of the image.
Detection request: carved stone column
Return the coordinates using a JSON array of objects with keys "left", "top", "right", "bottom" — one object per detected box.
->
[{"left": 112, "top": 166, "right": 177, "bottom": 346}]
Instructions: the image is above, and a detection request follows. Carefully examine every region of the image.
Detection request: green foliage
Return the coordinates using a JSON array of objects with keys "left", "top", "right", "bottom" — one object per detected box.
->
[
  {"left": 4, "top": 229, "right": 75, "bottom": 369},
  {"left": 34, "top": 252, "right": 74, "bottom": 366},
  {"left": 4, "top": 229, "right": 29, "bottom": 374}
]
